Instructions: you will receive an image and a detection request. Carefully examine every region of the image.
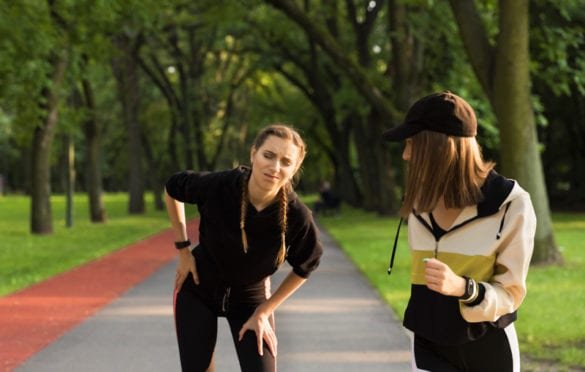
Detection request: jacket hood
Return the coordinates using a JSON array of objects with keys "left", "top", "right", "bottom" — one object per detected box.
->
[{"left": 476, "top": 170, "right": 517, "bottom": 217}]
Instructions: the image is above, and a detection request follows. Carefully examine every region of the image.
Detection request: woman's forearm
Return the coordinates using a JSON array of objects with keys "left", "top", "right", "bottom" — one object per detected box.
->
[
  {"left": 259, "top": 271, "right": 307, "bottom": 315},
  {"left": 164, "top": 188, "right": 188, "bottom": 242}
]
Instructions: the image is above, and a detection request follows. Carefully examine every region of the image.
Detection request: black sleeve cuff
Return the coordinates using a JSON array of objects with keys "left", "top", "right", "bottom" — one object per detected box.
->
[
  {"left": 292, "top": 266, "right": 311, "bottom": 279},
  {"left": 465, "top": 283, "right": 486, "bottom": 307}
]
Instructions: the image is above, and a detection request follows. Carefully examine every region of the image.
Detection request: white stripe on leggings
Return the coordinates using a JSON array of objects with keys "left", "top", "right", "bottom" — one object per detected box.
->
[
  {"left": 504, "top": 323, "right": 521, "bottom": 372},
  {"left": 406, "top": 329, "right": 429, "bottom": 372}
]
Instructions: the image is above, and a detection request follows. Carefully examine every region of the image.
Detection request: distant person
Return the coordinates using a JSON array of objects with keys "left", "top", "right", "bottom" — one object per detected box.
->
[
  {"left": 382, "top": 91, "right": 536, "bottom": 371},
  {"left": 313, "top": 181, "right": 341, "bottom": 215},
  {"left": 164, "top": 124, "right": 323, "bottom": 371}
]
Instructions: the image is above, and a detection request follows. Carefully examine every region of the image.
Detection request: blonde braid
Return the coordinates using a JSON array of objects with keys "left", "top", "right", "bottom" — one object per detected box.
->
[
  {"left": 240, "top": 171, "right": 249, "bottom": 253},
  {"left": 276, "top": 183, "right": 289, "bottom": 266}
]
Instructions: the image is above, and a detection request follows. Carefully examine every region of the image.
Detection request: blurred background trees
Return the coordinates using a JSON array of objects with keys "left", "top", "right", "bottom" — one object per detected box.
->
[{"left": 1, "top": 0, "right": 583, "bottom": 264}]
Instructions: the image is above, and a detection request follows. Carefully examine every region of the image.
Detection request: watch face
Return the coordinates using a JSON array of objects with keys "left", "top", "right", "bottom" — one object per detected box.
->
[{"left": 466, "top": 278, "right": 474, "bottom": 297}]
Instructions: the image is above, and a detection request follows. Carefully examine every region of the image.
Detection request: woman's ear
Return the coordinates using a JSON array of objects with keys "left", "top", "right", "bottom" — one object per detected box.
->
[{"left": 250, "top": 147, "right": 256, "bottom": 165}]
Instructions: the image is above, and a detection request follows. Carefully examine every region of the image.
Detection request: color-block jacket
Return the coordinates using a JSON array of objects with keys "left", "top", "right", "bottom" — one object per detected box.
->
[{"left": 403, "top": 170, "right": 536, "bottom": 345}]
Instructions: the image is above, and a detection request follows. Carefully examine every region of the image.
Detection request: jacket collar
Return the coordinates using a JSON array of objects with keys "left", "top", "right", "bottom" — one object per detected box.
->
[{"left": 414, "top": 169, "right": 515, "bottom": 229}]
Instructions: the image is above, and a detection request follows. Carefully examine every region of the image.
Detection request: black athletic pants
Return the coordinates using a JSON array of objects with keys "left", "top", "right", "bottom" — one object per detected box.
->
[
  {"left": 174, "top": 273, "right": 275, "bottom": 372},
  {"left": 411, "top": 324, "right": 519, "bottom": 371}
]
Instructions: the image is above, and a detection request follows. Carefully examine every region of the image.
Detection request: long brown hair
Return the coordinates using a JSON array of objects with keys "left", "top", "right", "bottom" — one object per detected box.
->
[
  {"left": 400, "top": 131, "right": 494, "bottom": 217},
  {"left": 240, "top": 124, "right": 307, "bottom": 265}
]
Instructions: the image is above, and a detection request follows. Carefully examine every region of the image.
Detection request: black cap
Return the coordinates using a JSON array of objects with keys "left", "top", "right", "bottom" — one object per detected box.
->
[{"left": 382, "top": 91, "right": 477, "bottom": 141}]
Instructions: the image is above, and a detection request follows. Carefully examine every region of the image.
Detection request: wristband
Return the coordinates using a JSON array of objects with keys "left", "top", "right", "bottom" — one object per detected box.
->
[
  {"left": 174, "top": 240, "right": 191, "bottom": 249},
  {"left": 460, "top": 276, "right": 478, "bottom": 303}
]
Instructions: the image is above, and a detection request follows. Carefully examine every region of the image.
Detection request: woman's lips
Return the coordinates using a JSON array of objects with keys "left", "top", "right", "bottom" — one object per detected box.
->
[{"left": 264, "top": 173, "right": 279, "bottom": 182}]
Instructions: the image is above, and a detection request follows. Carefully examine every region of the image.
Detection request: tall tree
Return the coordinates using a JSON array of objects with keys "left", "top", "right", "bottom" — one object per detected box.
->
[
  {"left": 247, "top": 7, "right": 362, "bottom": 205},
  {"left": 137, "top": 1, "right": 258, "bottom": 174},
  {"left": 136, "top": 13, "right": 204, "bottom": 171},
  {"left": 449, "top": 0, "right": 561, "bottom": 263},
  {"left": 264, "top": 0, "right": 408, "bottom": 213},
  {"left": 81, "top": 70, "right": 107, "bottom": 222},
  {"left": 30, "top": 0, "right": 70, "bottom": 234},
  {"left": 30, "top": 51, "right": 68, "bottom": 233},
  {"left": 112, "top": 32, "right": 145, "bottom": 214}
]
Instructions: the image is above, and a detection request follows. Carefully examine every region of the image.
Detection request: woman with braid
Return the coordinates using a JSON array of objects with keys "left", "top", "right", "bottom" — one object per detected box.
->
[{"left": 165, "top": 124, "right": 323, "bottom": 371}]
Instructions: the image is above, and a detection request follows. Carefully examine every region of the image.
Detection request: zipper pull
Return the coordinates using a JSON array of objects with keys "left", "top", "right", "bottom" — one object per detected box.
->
[
  {"left": 222, "top": 287, "right": 231, "bottom": 313},
  {"left": 434, "top": 240, "right": 438, "bottom": 258}
]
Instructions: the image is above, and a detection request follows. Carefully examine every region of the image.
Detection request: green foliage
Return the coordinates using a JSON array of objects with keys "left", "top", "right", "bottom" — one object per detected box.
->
[
  {"left": 530, "top": 0, "right": 585, "bottom": 206},
  {"left": 319, "top": 206, "right": 585, "bottom": 369},
  {"left": 0, "top": 0, "right": 583, "bottom": 213},
  {"left": 406, "top": 2, "right": 500, "bottom": 155},
  {"left": 531, "top": 0, "right": 585, "bottom": 96},
  {"left": 0, "top": 1, "right": 58, "bottom": 140}
]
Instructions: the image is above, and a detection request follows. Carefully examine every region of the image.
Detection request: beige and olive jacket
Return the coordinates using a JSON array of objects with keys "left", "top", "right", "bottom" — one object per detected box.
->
[{"left": 403, "top": 170, "right": 536, "bottom": 345}]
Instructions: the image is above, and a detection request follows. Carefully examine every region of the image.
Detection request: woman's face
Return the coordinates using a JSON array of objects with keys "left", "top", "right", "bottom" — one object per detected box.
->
[
  {"left": 402, "top": 138, "right": 412, "bottom": 161},
  {"left": 250, "top": 135, "right": 300, "bottom": 195}
]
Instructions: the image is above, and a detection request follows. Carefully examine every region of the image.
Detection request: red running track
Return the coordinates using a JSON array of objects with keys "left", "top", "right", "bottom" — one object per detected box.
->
[{"left": 0, "top": 220, "right": 198, "bottom": 371}]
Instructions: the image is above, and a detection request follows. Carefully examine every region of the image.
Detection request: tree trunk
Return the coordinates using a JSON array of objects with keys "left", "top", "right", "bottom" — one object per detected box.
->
[
  {"left": 330, "top": 124, "right": 361, "bottom": 206},
  {"left": 318, "top": 113, "right": 361, "bottom": 206},
  {"left": 178, "top": 63, "right": 196, "bottom": 170},
  {"left": 448, "top": 0, "right": 495, "bottom": 103},
  {"left": 193, "top": 98, "right": 208, "bottom": 170},
  {"left": 347, "top": 0, "right": 399, "bottom": 213},
  {"left": 136, "top": 50, "right": 183, "bottom": 170},
  {"left": 388, "top": 0, "right": 423, "bottom": 109},
  {"left": 565, "top": 89, "right": 585, "bottom": 205},
  {"left": 65, "top": 134, "right": 74, "bottom": 228},
  {"left": 270, "top": 33, "right": 363, "bottom": 206},
  {"left": 82, "top": 76, "right": 106, "bottom": 222},
  {"left": 112, "top": 33, "right": 145, "bottom": 214},
  {"left": 141, "top": 133, "right": 165, "bottom": 211},
  {"left": 306, "top": 45, "right": 361, "bottom": 205},
  {"left": 30, "top": 53, "right": 68, "bottom": 234},
  {"left": 450, "top": 0, "right": 562, "bottom": 264},
  {"left": 493, "top": 0, "right": 560, "bottom": 263},
  {"left": 353, "top": 112, "right": 398, "bottom": 214},
  {"left": 188, "top": 36, "right": 208, "bottom": 171}
]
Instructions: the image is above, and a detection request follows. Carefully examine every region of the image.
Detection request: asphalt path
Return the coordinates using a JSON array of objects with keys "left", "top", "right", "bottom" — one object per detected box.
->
[{"left": 15, "top": 226, "right": 411, "bottom": 372}]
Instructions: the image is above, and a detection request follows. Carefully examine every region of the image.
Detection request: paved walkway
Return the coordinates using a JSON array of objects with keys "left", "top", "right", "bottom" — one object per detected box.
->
[{"left": 7, "top": 223, "right": 411, "bottom": 371}]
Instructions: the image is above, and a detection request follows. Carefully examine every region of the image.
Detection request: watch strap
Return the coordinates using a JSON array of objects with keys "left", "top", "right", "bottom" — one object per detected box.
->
[
  {"left": 460, "top": 276, "right": 479, "bottom": 304},
  {"left": 174, "top": 240, "right": 192, "bottom": 249}
]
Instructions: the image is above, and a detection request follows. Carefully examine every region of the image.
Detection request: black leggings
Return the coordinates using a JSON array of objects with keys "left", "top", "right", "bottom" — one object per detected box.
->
[
  {"left": 412, "top": 325, "right": 519, "bottom": 372},
  {"left": 174, "top": 274, "right": 275, "bottom": 372}
]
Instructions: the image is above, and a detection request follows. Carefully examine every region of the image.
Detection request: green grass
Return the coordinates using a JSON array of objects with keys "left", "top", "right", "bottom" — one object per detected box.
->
[
  {"left": 318, "top": 205, "right": 585, "bottom": 370},
  {"left": 519, "top": 213, "right": 585, "bottom": 368},
  {"left": 0, "top": 193, "right": 187, "bottom": 296}
]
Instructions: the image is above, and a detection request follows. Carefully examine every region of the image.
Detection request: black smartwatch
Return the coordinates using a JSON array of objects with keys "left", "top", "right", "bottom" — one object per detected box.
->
[
  {"left": 174, "top": 240, "right": 191, "bottom": 249},
  {"left": 460, "top": 276, "right": 477, "bottom": 302}
]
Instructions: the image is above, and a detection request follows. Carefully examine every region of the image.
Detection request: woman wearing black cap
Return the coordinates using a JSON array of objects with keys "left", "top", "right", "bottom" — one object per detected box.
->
[
  {"left": 383, "top": 92, "right": 536, "bottom": 371},
  {"left": 165, "top": 124, "right": 323, "bottom": 371}
]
